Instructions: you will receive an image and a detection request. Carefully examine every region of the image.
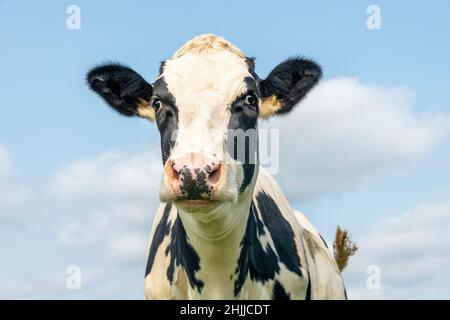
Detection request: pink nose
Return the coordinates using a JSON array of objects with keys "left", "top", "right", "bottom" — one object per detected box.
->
[{"left": 164, "top": 153, "right": 223, "bottom": 199}]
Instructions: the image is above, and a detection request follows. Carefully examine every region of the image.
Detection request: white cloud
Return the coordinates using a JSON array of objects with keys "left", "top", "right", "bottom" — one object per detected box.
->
[
  {"left": 59, "top": 213, "right": 109, "bottom": 247},
  {"left": 344, "top": 201, "right": 450, "bottom": 299},
  {"left": 50, "top": 151, "right": 161, "bottom": 210},
  {"left": 0, "top": 146, "right": 29, "bottom": 218},
  {"left": 50, "top": 151, "right": 162, "bottom": 266},
  {"left": 0, "top": 273, "right": 67, "bottom": 299},
  {"left": 0, "top": 150, "right": 167, "bottom": 299},
  {"left": 0, "top": 267, "right": 132, "bottom": 299},
  {"left": 261, "top": 77, "right": 450, "bottom": 200},
  {"left": 106, "top": 232, "right": 149, "bottom": 265}
]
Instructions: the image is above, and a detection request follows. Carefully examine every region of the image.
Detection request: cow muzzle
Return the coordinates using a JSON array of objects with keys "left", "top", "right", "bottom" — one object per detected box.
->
[{"left": 163, "top": 153, "right": 225, "bottom": 204}]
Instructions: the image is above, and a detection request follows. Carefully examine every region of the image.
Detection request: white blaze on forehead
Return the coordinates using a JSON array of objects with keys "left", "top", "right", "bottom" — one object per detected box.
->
[{"left": 162, "top": 35, "right": 253, "bottom": 158}]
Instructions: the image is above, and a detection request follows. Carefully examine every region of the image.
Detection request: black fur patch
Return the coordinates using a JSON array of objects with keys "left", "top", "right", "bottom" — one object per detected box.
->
[
  {"left": 145, "top": 203, "right": 172, "bottom": 277},
  {"left": 234, "top": 203, "right": 280, "bottom": 296},
  {"left": 260, "top": 57, "right": 322, "bottom": 115},
  {"left": 152, "top": 78, "right": 178, "bottom": 165},
  {"left": 305, "top": 272, "right": 312, "bottom": 300},
  {"left": 255, "top": 191, "right": 302, "bottom": 276},
  {"left": 86, "top": 63, "right": 153, "bottom": 116},
  {"left": 227, "top": 77, "right": 259, "bottom": 193},
  {"left": 272, "top": 281, "right": 290, "bottom": 300},
  {"left": 165, "top": 215, "right": 204, "bottom": 293}
]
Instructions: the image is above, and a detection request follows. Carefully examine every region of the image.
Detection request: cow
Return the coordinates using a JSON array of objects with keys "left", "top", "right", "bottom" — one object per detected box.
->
[{"left": 86, "top": 34, "right": 355, "bottom": 299}]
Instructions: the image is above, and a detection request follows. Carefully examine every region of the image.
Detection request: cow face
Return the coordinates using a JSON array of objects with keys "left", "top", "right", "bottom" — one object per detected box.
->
[{"left": 87, "top": 34, "right": 321, "bottom": 213}]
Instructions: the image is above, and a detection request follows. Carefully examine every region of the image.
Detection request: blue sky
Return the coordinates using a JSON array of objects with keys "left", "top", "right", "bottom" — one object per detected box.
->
[{"left": 1, "top": 1, "right": 449, "bottom": 299}]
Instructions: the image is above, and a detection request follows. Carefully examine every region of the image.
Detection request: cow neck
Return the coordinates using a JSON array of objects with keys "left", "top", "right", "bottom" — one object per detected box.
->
[
  {"left": 177, "top": 187, "right": 252, "bottom": 240},
  {"left": 175, "top": 188, "right": 253, "bottom": 268}
]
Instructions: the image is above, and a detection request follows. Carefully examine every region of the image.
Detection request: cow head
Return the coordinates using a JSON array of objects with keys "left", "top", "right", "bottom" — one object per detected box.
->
[{"left": 87, "top": 34, "right": 321, "bottom": 215}]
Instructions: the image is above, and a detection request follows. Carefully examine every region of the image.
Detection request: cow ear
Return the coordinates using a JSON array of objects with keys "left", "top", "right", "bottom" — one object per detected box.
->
[
  {"left": 258, "top": 57, "right": 322, "bottom": 118},
  {"left": 86, "top": 63, "right": 156, "bottom": 121}
]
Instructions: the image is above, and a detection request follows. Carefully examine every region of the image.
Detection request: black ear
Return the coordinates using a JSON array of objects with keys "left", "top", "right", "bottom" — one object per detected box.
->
[
  {"left": 86, "top": 63, "right": 155, "bottom": 120},
  {"left": 259, "top": 57, "right": 322, "bottom": 118}
]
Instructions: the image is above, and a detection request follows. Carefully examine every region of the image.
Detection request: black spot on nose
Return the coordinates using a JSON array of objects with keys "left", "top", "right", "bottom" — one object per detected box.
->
[{"left": 179, "top": 167, "right": 212, "bottom": 200}]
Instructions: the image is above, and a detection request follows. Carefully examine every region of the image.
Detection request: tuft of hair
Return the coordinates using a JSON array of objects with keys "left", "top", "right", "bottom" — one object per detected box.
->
[
  {"left": 333, "top": 226, "right": 358, "bottom": 272},
  {"left": 172, "top": 34, "right": 245, "bottom": 59}
]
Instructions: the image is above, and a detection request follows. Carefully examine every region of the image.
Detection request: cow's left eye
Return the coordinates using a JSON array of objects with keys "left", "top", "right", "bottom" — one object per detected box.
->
[{"left": 244, "top": 93, "right": 257, "bottom": 106}]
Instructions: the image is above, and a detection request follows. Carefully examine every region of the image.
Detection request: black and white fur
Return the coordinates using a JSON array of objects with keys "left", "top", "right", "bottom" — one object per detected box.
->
[{"left": 87, "top": 34, "right": 346, "bottom": 299}]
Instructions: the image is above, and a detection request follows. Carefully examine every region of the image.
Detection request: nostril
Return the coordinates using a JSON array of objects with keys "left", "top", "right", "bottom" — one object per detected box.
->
[
  {"left": 208, "top": 165, "right": 221, "bottom": 185},
  {"left": 173, "top": 168, "right": 179, "bottom": 180},
  {"left": 168, "top": 160, "right": 179, "bottom": 182}
]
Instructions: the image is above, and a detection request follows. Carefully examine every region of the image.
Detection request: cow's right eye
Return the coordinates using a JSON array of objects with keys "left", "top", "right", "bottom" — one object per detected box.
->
[{"left": 152, "top": 99, "right": 162, "bottom": 111}]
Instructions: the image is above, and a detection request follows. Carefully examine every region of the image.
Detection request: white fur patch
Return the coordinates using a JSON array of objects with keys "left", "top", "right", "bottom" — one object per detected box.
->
[{"left": 160, "top": 35, "right": 254, "bottom": 199}]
